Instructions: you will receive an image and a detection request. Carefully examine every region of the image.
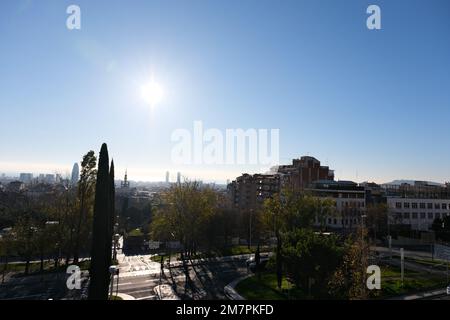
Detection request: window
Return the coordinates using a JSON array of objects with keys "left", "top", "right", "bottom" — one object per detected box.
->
[
  {"left": 420, "top": 203, "right": 426, "bottom": 209},
  {"left": 404, "top": 212, "right": 410, "bottom": 219},
  {"left": 435, "top": 213, "right": 441, "bottom": 219},
  {"left": 334, "top": 218, "right": 337, "bottom": 225},
  {"left": 428, "top": 212, "right": 434, "bottom": 219},
  {"left": 412, "top": 212, "right": 418, "bottom": 219},
  {"left": 435, "top": 203, "right": 440, "bottom": 210},
  {"left": 427, "top": 203, "right": 433, "bottom": 209},
  {"left": 420, "top": 212, "right": 426, "bottom": 219},
  {"left": 443, "top": 203, "right": 447, "bottom": 210},
  {"left": 328, "top": 218, "right": 332, "bottom": 224},
  {"left": 404, "top": 202, "right": 410, "bottom": 209},
  {"left": 412, "top": 203, "right": 418, "bottom": 209},
  {"left": 396, "top": 202, "right": 402, "bottom": 209}
]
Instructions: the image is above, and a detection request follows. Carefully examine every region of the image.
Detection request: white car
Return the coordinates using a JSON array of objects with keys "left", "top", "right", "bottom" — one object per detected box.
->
[{"left": 447, "top": 286, "right": 450, "bottom": 295}]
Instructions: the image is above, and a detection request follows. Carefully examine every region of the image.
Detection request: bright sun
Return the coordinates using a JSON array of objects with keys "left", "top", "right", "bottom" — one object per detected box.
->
[{"left": 140, "top": 80, "right": 165, "bottom": 107}]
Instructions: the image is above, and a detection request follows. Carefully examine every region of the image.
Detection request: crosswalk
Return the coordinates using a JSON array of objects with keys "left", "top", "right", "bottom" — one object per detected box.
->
[{"left": 117, "top": 254, "right": 161, "bottom": 277}]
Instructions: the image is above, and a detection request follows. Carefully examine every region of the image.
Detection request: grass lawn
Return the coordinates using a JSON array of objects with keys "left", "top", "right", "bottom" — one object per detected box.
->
[
  {"left": 217, "top": 245, "right": 256, "bottom": 256},
  {"left": 375, "top": 264, "right": 447, "bottom": 298},
  {"left": 235, "top": 272, "right": 306, "bottom": 300},
  {"left": 202, "top": 245, "right": 271, "bottom": 259},
  {"left": 150, "top": 246, "right": 269, "bottom": 262},
  {"left": 236, "top": 266, "right": 447, "bottom": 300},
  {"left": 1, "top": 258, "right": 91, "bottom": 276},
  {"left": 404, "top": 257, "right": 450, "bottom": 270},
  {"left": 150, "top": 254, "right": 180, "bottom": 263},
  {"left": 127, "top": 228, "right": 144, "bottom": 237}
]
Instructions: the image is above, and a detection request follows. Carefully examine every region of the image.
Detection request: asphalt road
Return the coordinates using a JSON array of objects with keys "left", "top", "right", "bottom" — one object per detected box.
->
[{"left": 116, "top": 253, "right": 249, "bottom": 300}]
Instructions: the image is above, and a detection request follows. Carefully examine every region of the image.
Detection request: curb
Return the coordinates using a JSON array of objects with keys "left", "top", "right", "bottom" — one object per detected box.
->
[
  {"left": 388, "top": 288, "right": 447, "bottom": 300},
  {"left": 116, "top": 293, "right": 136, "bottom": 300},
  {"left": 224, "top": 274, "right": 252, "bottom": 300}
]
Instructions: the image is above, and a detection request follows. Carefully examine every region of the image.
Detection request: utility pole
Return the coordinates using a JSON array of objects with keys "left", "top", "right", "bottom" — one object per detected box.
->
[{"left": 249, "top": 209, "right": 253, "bottom": 249}]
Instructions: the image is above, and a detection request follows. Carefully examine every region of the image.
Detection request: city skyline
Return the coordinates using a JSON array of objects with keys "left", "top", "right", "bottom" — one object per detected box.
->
[
  {"left": 1, "top": 0, "right": 450, "bottom": 184},
  {"left": 1, "top": 155, "right": 450, "bottom": 186}
]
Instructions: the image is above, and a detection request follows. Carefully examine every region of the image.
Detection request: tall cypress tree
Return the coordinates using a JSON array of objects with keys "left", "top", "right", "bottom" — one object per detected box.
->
[
  {"left": 88, "top": 143, "right": 111, "bottom": 300},
  {"left": 107, "top": 160, "right": 115, "bottom": 266}
]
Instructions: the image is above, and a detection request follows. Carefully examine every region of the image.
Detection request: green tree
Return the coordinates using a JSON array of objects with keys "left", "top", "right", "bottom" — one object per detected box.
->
[
  {"left": 0, "top": 231, "right": 13, "bottom": 283},
  {"left": 107, "top": 160, "right": 115, "bottom": 266},
  {"left": 73, "top": 151, "right": 97, "bottom": 264},
  {"left": 150, "top": 181, "right": 217, "bottom": 258},
  {"left": 329, "top": 226, "right": 370, "bottom": 300},
  {"left": 14, "top": 215, "right": 37, "bottom": 275},
  {"left": 255, "top": 243, "right": 261, "bottom": 280},
  {"left": 262, "top": 189, "right": 334, "bottom": 289},
  {"left": 366, "top": 203, "right": 388, "bottom": 240},
  {"left": 88, "top": 143, "right": 112, "bottom": 300},
  {"left": 282, "top": 229, "right": 342, "bottom": 298}
]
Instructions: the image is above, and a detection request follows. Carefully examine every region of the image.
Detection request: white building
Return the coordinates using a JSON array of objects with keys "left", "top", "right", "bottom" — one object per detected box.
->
[
  {"left": 387, "top": 197, "right": 450, "bottom": 231},
  {"left": 385, "top": 182, "right": 450, "bottom": 231}
]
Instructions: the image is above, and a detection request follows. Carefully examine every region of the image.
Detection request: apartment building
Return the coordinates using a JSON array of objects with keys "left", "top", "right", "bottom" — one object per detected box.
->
[
  {"left": 307, "top": 180, "right": 366, "bottom": 229},
  {"left": 277, "top": 156, "right": 334, "bottom": 191},
  {"left": 228, "top": 173, "right": 280, "bottom": 210}
]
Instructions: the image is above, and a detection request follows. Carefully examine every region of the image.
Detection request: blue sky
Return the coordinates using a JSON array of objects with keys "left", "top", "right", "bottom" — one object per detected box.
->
[{"left": 1, "top": 0, "right": 450, "bottom": 183}]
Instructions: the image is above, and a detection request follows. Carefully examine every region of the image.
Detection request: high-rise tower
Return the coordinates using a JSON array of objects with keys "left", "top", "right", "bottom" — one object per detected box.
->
[{"left": 71, "top": 163, "right": 79, "bottom": 186}]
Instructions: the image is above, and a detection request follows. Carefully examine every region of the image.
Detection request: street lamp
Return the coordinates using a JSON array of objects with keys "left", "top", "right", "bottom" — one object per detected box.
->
[
  {"left": 360, "top": 214, "right": 368, "bottom": 291},
  {"left": 109, "top": 265, "right": 119, "bottom": 299},
  {"left": 113, "top": 233, "right": 120, "bottom": 261},
  {"left": 249, "top": 209, "right": 254, "bottom": 249}
]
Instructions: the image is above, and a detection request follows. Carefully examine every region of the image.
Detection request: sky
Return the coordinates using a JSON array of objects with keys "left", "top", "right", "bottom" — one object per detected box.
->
[{"left": 1, "top": 0, "right": 450, "bottom": 184}]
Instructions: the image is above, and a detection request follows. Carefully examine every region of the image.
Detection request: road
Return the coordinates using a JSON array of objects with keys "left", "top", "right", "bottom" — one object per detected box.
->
[{"left": 115, "top": 253, "right": 249, "bottom": 300}]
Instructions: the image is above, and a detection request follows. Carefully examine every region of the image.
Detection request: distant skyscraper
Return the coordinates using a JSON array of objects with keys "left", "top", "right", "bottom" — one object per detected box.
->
[
  {"left": 71, "top": 163, "right": 79, "bottom": 186},
  {"left": 19, "top": 173, "right": 33, "bottom": 184},
  {"left": 45, "top": 174, "right": 56, "bottom": 184},
  {"left": 165, "top": 171, "right": 170, "bottom": 183},
  {"left": 177, "top": 172, "right": 181, "bottom": 184}
]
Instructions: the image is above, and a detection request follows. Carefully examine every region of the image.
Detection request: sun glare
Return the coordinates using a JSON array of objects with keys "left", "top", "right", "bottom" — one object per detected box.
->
[{"left": 140, "top": 80, "right": 165, "bottom": 107}]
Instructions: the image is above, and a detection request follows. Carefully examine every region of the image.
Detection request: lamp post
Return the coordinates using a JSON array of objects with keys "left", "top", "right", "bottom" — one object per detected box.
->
[
  {"left": 109, "top": 265, "right": 119, "bottom": 299},
  {"left": 249, "top": 209, "right": 253, "bottom": 249},
  {"left": 360, "top": 214, "right": 367, "bottom": 291},
  {"left": 113, "top": 233, "right": 120, "bottom": 262}
]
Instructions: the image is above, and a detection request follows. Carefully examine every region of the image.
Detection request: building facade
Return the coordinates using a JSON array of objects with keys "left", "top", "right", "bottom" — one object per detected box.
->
[
  {"left": 307, "top": 180, "right": 366, "bottom": 230},
  {"left": 385, "top": 182, "right": 450, "bottom": 231},
  {"left": 228, "top": 173, "right": 280, "bottom": 210},
  {"left": 277, "top": 156, "right": 334, "bottom": 191}
]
